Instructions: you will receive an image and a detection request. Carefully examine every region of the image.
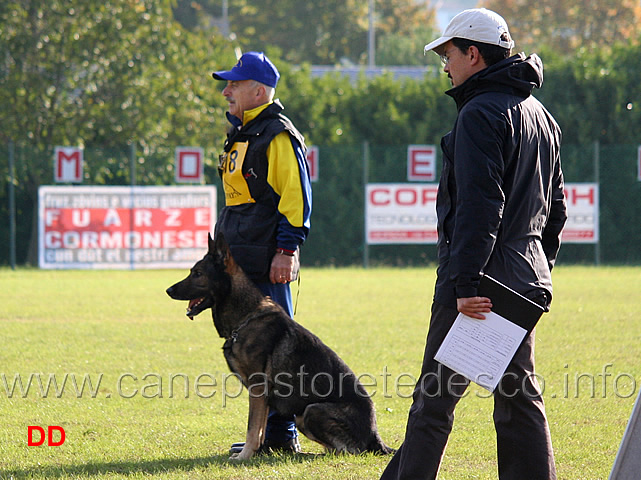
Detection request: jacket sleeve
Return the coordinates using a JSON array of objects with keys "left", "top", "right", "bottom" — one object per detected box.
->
[
  {"left": 265, "top": 131, "right": 312, "bottom": 252},
  {"left": 449, "top": 105, "right": 506, "bottom": 299},
  {"left": 542, "top": 137, "right": 567, "bottom": 270}
]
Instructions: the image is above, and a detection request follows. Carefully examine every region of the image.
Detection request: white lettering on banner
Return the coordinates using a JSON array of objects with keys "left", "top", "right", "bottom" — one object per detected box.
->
[
  {"left": 366, "top": 184, "right": 439, "bottom": 245},
  {"left": 45, "top": 210, "right": 60, "bottom": 227},
  {"left": 72, "top": 210, "right": 90, "bottom": 227},
  {"left": 562, "top": 183, "right": 599, "bottom": 243},
  {"left": 194, "top": 208, "right": 210, "bottom": 226},
  {"left": 43, "top": 230, "right": 208, "bottom": 250},
  {"left": 135, "top": 209, "right": 152, "bottom": 227},
  {"left": 164, "top": 209, "right": 182, "bottom": 227},
  {"left": 38, "top": 186, "right": 217, "bottom": 269},
  {"left": 104, "top": 209, "right": 122, "bottom": 227},
  {"left": 366, "top": 182, "right": 599, "bottom": 246}
]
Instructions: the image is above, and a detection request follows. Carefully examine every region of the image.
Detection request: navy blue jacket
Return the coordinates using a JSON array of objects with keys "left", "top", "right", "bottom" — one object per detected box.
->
[{"left": 434, "top": 53, "right": 567, "bottom": 309}]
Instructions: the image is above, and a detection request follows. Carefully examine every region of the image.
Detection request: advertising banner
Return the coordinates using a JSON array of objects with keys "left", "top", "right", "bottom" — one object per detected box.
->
[
  {"left": 366, "top": 182, "right": 599, "bottom": 245},
  {"left": 366, "top": 183, "right": 438, "bottom": 244},
  {"left": 562, "top": 182, "right": 599, "bottom": 243},
  {"left": 38, "top": 186, "right": 216, "bottom": 269}
]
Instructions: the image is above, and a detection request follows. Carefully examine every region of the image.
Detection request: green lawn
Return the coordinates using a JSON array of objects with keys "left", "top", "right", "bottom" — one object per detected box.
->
[{"left": 1, "top": 266, "right": 640, "bottom": 479}]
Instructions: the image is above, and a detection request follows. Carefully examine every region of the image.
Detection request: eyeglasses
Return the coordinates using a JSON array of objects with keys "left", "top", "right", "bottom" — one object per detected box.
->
[{"left": 439, "top": 53, "right": 450, "bottom": 65}]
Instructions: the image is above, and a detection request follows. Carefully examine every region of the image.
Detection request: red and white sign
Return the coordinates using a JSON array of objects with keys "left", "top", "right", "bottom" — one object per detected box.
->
[
  {"left": 562, "top": 183, "right": 599, "bottom": 243},
  {"left": 175, "top": 147, "right": 204, "bottom": 183},
  {"left": 366, "top": 182, "right": 598, "bottom": 246},
  {"left": 306, "top": 145, "right": 319, "bottom": 182},
  {"left": 54, "top": 147, "right": 83, "bottom": 183},
  {"left": 366, "top": 183, "right": 438, "bottom": 244},
  {"left": 407, "top": 145, "right": 436, "bottom": 182},
  {"left": 38, "top": 186, "right": 216, "bottom": 269}
]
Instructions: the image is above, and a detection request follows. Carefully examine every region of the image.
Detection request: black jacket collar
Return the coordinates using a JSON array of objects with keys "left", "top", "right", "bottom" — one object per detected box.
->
[{"left": 446, "top": 53, "right": 544, "bottom": 111}]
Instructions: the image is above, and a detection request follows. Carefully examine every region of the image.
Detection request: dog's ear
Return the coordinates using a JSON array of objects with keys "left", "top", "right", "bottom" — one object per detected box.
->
[
  {"left": 213, "top": 232, "right": 229, "bottom": 256},
  {"left": 212, "top": 232, "right": 239, "bottom": 272},
  {"left": 208, "top": 233, "right": 216, "bottom": 255}
]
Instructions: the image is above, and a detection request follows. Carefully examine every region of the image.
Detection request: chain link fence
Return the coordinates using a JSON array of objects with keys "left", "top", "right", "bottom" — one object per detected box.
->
[{"left": 2, "top": 142, "right": 640, "bottom": 267}]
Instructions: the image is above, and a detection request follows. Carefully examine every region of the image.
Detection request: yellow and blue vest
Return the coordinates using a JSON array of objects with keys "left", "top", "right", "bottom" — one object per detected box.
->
[{"left": 215, "top": 100, "right": 311, "bottom": 281}]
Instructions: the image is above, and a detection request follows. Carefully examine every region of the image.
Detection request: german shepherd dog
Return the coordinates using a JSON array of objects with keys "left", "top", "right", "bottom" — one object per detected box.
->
[{"left": 166, "top": 233, "right": 393, "bottom": 460}]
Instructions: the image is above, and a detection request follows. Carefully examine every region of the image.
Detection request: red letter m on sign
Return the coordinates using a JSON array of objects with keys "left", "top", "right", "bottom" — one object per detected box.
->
[{"left": 54, "top": 147, "right": 83, "bottom": 183}]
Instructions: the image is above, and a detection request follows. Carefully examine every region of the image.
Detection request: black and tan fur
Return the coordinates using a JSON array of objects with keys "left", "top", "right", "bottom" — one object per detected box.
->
[{"left": 166, "top": 233, "right": 392, "bottom": 460}]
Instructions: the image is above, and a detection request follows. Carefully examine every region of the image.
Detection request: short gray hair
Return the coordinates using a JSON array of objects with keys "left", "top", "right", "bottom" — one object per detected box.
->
[{"left": 251, "top": 80, "right": 275, "bottom": 101}]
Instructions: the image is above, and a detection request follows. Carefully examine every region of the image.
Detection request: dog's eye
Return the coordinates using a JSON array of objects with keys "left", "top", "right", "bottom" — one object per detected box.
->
[{"left": 192, "top": 271, "right": 201, "bottom": 278}]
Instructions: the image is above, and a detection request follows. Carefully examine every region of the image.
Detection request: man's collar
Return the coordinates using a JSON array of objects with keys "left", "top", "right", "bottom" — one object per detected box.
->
[
  {"left": 226, "top": 101, "right": 274, "bottom": 128},
  {"left": 242, "top": 101, "right": 273, "bottom": 124}
]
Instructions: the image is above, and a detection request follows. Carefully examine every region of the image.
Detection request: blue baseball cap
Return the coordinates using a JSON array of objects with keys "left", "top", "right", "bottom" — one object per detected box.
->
[{"left": 212, "top": 51, "right": 280, "bottom": 88}]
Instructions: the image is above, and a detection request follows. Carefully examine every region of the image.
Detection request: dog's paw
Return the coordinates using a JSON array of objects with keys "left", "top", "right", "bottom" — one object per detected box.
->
[{"left": 229, "top": 449, "right": 254, "bottom": 461}]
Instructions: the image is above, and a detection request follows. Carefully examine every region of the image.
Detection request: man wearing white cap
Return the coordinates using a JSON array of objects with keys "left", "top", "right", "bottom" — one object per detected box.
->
[{"left": 380, "top": 9, "right": 566, "bottom": 480}]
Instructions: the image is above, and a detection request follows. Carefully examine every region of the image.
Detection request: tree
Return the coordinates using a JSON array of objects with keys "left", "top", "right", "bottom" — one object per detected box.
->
[
  {"left": 173, "top": 0, "right": 438, "bottom": 66},
  {"left": 483, "top": 0, "right": 641, "bottom": 53},
  {"left": 0, "top": 0, "right": 233, "bottom": 263}
]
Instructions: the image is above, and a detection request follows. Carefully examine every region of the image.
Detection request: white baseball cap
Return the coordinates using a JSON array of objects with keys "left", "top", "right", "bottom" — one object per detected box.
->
[{"left": 424, "top": 8, "right": 514, "bottom": 56}]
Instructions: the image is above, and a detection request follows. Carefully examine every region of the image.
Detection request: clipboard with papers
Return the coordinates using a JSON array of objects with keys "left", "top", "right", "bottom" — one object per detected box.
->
[{"left": 434, "top": 275, "right": 545, "bottom": 392}]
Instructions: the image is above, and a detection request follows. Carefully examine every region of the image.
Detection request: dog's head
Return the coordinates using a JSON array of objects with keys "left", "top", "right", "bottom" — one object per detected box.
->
[{"left": 166, "top": 233, "right": 234, "bottom": 320}]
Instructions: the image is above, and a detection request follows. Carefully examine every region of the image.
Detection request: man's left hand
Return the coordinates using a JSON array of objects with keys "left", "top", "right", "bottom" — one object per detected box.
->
[
  {"left": 457, "top": 296, "right": 492, "bottom": 320},
  {"left": 270, "top": 253, "right": 296, "bottom": 284}
]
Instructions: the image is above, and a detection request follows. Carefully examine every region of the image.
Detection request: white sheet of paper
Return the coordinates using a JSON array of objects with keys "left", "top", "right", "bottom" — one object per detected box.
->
[{"left": 434, "top": 312, "right": 528, "bottom": 392}]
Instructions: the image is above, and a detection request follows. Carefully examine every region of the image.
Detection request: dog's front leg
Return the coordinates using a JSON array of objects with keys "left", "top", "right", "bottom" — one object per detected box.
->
[{"left": 232, "top": 389, "right": 269, "bottom": 460}]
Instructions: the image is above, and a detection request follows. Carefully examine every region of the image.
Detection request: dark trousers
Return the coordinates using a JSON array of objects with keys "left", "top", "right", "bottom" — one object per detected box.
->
[
  {"left": 380, "top": 302, "right": 556, "bottom": 480},
  {"left": 256, "top": 281, "right": 297, "bottom": 443}
]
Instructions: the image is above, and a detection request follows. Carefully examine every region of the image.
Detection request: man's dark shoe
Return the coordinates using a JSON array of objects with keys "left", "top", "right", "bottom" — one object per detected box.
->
[{"left": 229, "top": 438, "right": 301, "bottom": 455}]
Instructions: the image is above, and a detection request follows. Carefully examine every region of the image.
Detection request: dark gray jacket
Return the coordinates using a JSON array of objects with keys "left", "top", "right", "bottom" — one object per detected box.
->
[{"left": 434, "top": 53, "right": 567, "bottom": 309}]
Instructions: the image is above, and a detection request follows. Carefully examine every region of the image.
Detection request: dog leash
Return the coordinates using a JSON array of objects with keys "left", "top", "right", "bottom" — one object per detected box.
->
[
  {"left": 293, "top": 274, "right": 301, "bottom": 316},
  {"left": 224, "top": 309, "right": 276, "bottom": 347}
]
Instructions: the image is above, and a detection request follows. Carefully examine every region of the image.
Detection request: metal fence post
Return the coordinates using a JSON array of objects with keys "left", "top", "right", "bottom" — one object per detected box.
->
[
  {"left": 129, "top": 142, "right": 136, "bottom": 269},
  {"left": 594, "top": 140, "right": 600, "bottom": 266},
  {"left": 363, "top": 140, "right": 369, "bottom": 269},
  {"left": 129, "top": 142, "right": 136, "bottom": 186},
  {"left": 8, "top": 141, "right": 16, "bottom": 270}
]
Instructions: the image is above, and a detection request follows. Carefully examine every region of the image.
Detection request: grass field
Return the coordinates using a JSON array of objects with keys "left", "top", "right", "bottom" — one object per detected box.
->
[{"left": 1, "top": 265, "right": 640, "bottom": 479}]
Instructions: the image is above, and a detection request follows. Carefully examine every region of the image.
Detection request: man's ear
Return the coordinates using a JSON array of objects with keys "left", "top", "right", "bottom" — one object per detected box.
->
[
  {"left": 468, "top": 45, "right": 485, "bottom": 68},
  {"left": 255, "top": 83, "right": 268, "bottom": 101}
]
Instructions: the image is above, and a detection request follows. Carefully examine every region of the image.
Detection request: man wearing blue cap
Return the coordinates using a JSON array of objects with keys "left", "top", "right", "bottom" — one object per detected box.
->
[{"left": 212, "top": 51, "right": 312, "bottom": 456}]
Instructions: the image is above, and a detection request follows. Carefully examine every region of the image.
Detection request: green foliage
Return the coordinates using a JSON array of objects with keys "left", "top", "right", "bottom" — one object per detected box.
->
[
  {"left": 0, "top": 0, "right": 234, "bottom": 262},
  {"left": 376, "top": 26, "right": 440, "bottom": 67},
  {"left": 483, "top": 0, "right": 641, "bottom": 53},
  {"left": 1, "top": 0, "right": 232, "bottom": 167},
  {"left": 172, "top": 0, "right": 438, "bottom": 66}
]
